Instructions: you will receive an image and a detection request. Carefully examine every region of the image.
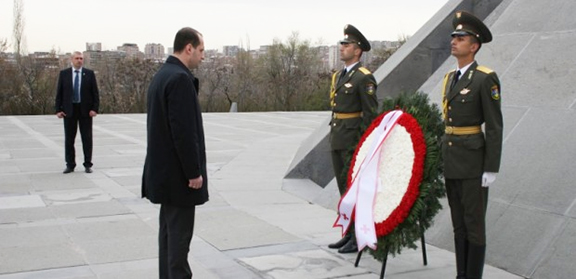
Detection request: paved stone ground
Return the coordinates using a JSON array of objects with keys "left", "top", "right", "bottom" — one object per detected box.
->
[{"left": 0, "top": 113, "right": 523, "bottom": 278}]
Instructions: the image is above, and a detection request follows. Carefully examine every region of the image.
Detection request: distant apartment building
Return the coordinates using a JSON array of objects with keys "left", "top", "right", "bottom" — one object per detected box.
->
[
  {"left": 222, "top": 45, "right": 240, "bottom": 57},
  {"left": 144, "top": 43, "right": 165, "bottom": 60},
  {"left": 86, "top": 42, "right": 102, "bottom": 51},
  {"left": 117, "top": 43, "right": 143, "bottom": 59},
  {"left": 83, "top": 50, "right": 127, "bottom": 69}
]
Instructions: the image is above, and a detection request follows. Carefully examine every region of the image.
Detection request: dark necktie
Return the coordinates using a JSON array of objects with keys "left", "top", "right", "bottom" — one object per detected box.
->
[
  {"left": 73, "top": 70, "right": 80, "bottom": 103},
  {"left": 338, "top": 68, "right": 347, "bottom": 83},
  {"left": 450, "top": 70, "right": 461, "bottom": 90}
]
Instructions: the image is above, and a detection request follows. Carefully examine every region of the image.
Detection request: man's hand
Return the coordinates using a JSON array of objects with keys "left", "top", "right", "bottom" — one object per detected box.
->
[
  {"left": 56, "top": 112, "right": 66, "bottom": 118},
  {"left": 188, "top": 176, "right": 203, "bottom": 190},
  {"left": 89, "top": 110, "right": 98, "bottom": 117},
  {"left": 482, "top": 172, "right": 497, "bottom": 187}
]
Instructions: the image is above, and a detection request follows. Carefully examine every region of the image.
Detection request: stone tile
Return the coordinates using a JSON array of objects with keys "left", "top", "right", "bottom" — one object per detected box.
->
[
  {"left": 48, "top": 200, "right": 131, "bottom": 219},
  {"left": 31, "top": 172, "right": 97, "bottom": 192},
  {"left": 531, "top": 219, "right": 576, "bottom": 279},
  {"left": 0, "top": 195, "right": 45, "bottom": 209},
  {"left": 0, "top": 244, "right": 86, "bottom": 274},
  {"left": 0, "top": 265, "right": 94, "bottom": 279},
  {"left": 488, "top": 205, "right": 565, "bottom": 277},
  {"left": 0, "top": 206, "right": 55, "bottom": 224},
  {"left": 41, "top": 189, "right": 111, "bottom": 206},
  {"left": 238, "top": 249, "right": 369, "bottom": 279},
  {"left": 0, "top": 225, "right": 68, "bottom": 248},
  {"left": 218, "top": 190, "right": 306, "bottom": 206},
  {"left": 195, "top": 207, "right": 300, "bottom": 251}
]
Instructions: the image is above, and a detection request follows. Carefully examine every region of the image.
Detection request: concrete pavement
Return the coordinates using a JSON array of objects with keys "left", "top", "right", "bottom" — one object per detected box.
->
[{"left": 0, "top": 113, "right": 523, "bottom": 278}]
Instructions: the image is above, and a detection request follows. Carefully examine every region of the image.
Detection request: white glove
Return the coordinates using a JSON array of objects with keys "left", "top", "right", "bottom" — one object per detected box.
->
[{"left": 482, "top": 172, "right": 497, "bottom": 187}]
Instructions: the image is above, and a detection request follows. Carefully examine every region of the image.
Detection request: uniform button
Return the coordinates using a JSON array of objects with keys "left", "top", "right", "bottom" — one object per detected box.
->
[
  {"left": 448, "top": 118, "right": 453, "bottom": 122},
  {"left": 333, "top": 123, "right": 337, "bottom": 127},
  {"left": 334, "top": 103, "right": 337, "bottom": 106},
  {"left": 462, "top": 99, "right": 465, "bottom": 103},
  {"left": 448, "top": 142, "right": 453, "bottom": 146},
  {"left": 335, "top": 93, "right": 338, "bottom": 97},
  {"left": 448, "top": 106, "right": 452, "bottom": 110}
]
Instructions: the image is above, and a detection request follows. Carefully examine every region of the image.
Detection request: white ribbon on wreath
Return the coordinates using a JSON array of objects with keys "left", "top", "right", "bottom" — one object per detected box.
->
[{"left": 334, "top": 109, "right": 404, "bottom": 251}]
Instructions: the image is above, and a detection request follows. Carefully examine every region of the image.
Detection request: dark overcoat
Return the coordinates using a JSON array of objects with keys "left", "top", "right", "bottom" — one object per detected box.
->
[{"left": 142, "top": 56, "right": 208, "bottom": 207}]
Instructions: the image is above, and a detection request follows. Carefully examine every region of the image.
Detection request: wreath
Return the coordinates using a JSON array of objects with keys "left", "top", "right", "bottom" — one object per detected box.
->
[{"left": 340, "top": 91, "right": 445, "bottom": 262}]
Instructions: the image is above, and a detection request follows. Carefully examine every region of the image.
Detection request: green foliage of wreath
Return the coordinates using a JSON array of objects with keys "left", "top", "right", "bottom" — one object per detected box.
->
[
  {"left": 344, "top": 91, "right": 446, "bottom": 262},
  {"left": 372, "top": 91, "right": 445, "bottom": 261}
]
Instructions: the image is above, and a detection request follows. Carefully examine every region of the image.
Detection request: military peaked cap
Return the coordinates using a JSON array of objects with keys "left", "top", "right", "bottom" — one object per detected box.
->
[
  {"left": 451, "top": 11, "right": 492, "bottom": 43},
  {"left": 340, "top": 24, "right": 371, "bottom": 51}
]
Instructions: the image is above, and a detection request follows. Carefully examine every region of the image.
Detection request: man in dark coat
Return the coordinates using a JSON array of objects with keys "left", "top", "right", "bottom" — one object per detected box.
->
[
  {"left": 142, "top": 27, "right": 208, "bottom": 279},
  {"left": 441, "top": 11, "right": 503, "bottom": 279},
  {"left": 55, "top": 51, "right": 99, "bottom": 174},
  {"left": 328, "top": 24, "right": 379, "bottom": 254}
]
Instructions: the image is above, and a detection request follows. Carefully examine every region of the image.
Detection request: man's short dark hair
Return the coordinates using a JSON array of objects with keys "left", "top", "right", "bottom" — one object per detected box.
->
[
  {"left": 470, "top": 35, "right": 482, "bottom": 53},
  {"left": 173, "top": 27, "right": 202, "bottom": 53}
]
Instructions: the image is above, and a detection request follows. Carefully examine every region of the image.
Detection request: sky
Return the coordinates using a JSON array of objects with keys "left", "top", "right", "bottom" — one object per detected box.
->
[{"left": 0, "top": 0, "right": 449, "bottom": 54}]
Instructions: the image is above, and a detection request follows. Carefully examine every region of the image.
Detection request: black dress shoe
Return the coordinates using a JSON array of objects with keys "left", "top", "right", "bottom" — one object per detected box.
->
[
  {"left": 85, "top": 167, "right": 93, "bottom": 173},
  {"left": 338, "top": 237, "right": 358, "bottom": 254},
  {"left": 328, "top": 234, "right": 351, "bottom": 249},
  {"left": 63, "top": 167, "right": 74, "bottom": 174}
]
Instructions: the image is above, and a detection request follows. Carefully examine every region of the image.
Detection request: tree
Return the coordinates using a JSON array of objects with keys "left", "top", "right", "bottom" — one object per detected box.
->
[
  {"left": 259, "top": 32, "right": 327, "bottom": 111},
  {"left": 12, "top": 0, "right": 25, "bottom": 56},
  {"left": 96, "top": 57, "right": 160, "bottom": 113}
]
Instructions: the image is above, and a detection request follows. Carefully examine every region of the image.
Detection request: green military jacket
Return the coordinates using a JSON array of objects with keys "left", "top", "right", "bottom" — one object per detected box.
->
[
  {"left": 441, "top": 61, "right": 503, "bottom": 179},
  {"left": 329, "top": 62, "right": 379, "bottom": 151}
]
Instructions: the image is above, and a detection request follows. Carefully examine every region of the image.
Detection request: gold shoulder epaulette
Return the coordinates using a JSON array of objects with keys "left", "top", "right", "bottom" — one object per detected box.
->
[
  {"left": 359, "top": 67, "right": 371, "bottom": 75},
  {"left": 476, "top": 65, "right": 494, "bottom": 74}
]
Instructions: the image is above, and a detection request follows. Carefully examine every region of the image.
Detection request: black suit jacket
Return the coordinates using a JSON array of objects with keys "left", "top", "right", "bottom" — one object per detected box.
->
[
  {"left": 55, "top": 67, "right": 99, "bottom": 117},
  {"left": 142, "top": 56, "right": 208, "bottom": 207}
]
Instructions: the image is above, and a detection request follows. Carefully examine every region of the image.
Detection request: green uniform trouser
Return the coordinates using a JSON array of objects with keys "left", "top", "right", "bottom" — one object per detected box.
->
[
  {"left": 445, "top": 177, "right": 489, "bottom": 245},
  {"left": 446, "top": 177, "right": 488, "bottom": 279},
  {"left": 331, "top": 149, "right": 355, "bottom": 236},
  {"left": 331, "top": 149, "right": 351, "bottom": 196}
]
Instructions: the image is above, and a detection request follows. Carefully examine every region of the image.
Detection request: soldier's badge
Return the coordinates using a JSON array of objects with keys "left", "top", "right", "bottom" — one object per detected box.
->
[
  {"left": 366, "top": 83, "right": 375, "bottom": 95},
  {"left": 460, "top": 88, "right": 470, "bottom": 95},
  {"left": 344, "top": 83, "right": 353, "bottom": 88},
  {"left": 491, "top": 85, "right": 500, "bottom": 100}
]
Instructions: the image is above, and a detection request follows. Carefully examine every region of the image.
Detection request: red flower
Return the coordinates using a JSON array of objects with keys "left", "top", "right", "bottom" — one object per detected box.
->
[{"left": 346, "top": 111, "right": 426, "bottom": 238}]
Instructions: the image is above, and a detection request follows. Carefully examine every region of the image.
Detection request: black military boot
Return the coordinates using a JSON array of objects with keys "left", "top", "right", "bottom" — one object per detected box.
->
[
  {"left": 467, "top": 243, "right": 486, "bottom": 279},
  {"left": 454, "top": 238, "right": 468, "bottom": 279},
  {"left": 338, "top": 235, "right": 358, "bottom": 253},
  {"left": 328, "top": 234, "right": 351, "bottom": 249}
]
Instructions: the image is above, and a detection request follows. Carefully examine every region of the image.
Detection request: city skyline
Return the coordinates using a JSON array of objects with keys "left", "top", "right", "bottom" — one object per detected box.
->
[{"left": 1, "top": 0, "right": 449, "bottom": 54}]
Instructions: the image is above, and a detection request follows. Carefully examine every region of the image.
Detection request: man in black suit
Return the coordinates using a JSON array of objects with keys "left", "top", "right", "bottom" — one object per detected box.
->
[
  {"left": 55, "top": 51, "right": 99, "bottom": 174},
  {"left": 142, "top": 27, "right": 208, "bottom": 279}
]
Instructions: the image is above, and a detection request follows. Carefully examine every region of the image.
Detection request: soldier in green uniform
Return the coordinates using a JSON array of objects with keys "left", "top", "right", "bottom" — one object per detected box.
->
[
  {"left": 328, "top": 24, "right": 379, "bottom": 254},
  {"left": 441, "top": 11, "right": 503, "bottom": 279}
]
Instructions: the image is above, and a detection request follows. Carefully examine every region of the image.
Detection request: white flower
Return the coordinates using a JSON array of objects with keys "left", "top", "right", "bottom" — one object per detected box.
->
[{"left": 352, "top": 124, "right": 415, "bottom": 223}]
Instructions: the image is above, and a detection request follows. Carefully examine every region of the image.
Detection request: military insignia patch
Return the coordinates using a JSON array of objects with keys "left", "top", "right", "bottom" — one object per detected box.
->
[
  {"left": 491, "top": 85, "right": 500, "bottom": 100},
  {"left": 366, "top": 83, "right": 375, "bottom": 95}
]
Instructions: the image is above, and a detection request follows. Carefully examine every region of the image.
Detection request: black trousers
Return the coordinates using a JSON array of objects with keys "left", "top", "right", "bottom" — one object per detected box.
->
[
  {"left": 159, "top": 204, "right": 196, "bottom": 279},
  {"left": 445, "top": 177, "right": 489, "bottom": 245},
  {"left": 63, "top": 104, "right": 93, "bottom": 168}
]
